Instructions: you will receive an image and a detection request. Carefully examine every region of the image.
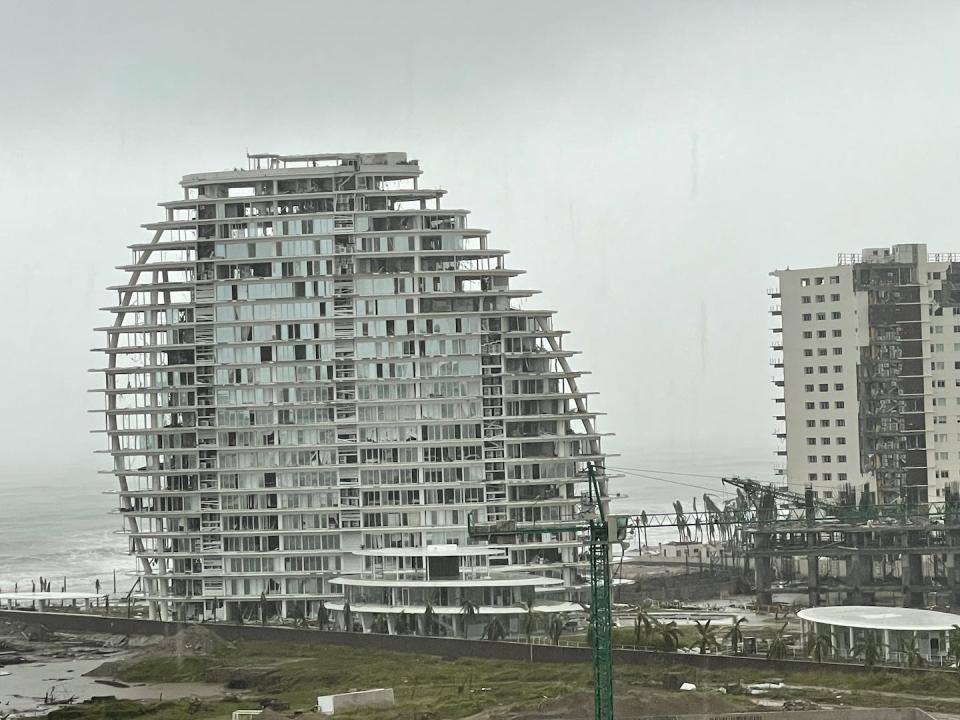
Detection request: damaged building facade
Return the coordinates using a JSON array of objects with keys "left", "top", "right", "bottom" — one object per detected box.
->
[
  {"left": 96, "top": 152, "right": 608, "bottom": 622},
  {"left": 751, "top": 245, "right": 960, "bottom": 608},
  {"left": 773, "top": 244, "right": 960, "bottom": 503}
]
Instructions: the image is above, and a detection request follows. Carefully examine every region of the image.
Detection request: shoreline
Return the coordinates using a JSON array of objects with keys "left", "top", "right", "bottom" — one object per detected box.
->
[{"left": 0, "top": 618, "right": 222, "bottom": 718}]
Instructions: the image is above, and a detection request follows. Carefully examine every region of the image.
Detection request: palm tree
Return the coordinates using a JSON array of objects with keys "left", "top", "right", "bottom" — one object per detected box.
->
[
  {"left": 725, "top": 617, "right": 748, "bottom": 655},
  {"left": 659, "top": 620, "right": 682, "bottom": 651},
  {"left": 634, "top": 602, "right": 659, "bottom": 645},
  {"left": 459, "top": 599, "right": 479, "bottom": 639},
  {"left": 288, "top": 602, "right": 306, "bottom": 627},
  {"left": 423, "top": 601, "right": 436, "bottom": 636},
  {"left": 899, "top": 635, "right": 925, "bottom": 668},
  {"left": 639, "top": 511, "right": 649, "bottom": 550},
  {"left": 317, "top": 600, "right": 330, "bottom": 631},
  {"left": 633, "top": 618, "right": 646, "bottom": 646},
  {"left": 481, "top": 615, "right": 506, "bottom": 641},
  {"left": 694, "top": 619, "right": 719, "bottom": 655},
  {"left": 342, "top": 600, "right": 352, "bottom": 633},
  {"left": 807, "top": 630, "right": 832, "bottom": 663},
  {"left": 548, "top": 615, "right": 565, "bottom": 646},
  {"left": 516, "top": 602, "right": 542, "bottom": 643},
  {"left": 766, "top": 622, "right": 788, "bottom": 660},
  {"left": 852, "top": 630, "right": 884, "bottom": 669},
  {"left": 949, "top": 625, "right": 960, "bottom": 671}
]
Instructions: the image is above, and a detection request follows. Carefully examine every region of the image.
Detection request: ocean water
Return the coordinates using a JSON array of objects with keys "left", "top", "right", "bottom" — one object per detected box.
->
[
  {"left": 0, "top": 451, "right": 773, "bottom": 592},
  {"left": 0, "top": 467, "right": 133, "bottom": 595}
]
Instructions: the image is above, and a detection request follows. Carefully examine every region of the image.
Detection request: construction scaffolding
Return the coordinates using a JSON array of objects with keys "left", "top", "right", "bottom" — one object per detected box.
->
[{"left": 631, "top": 477, "right": 960, "bottom": 609}]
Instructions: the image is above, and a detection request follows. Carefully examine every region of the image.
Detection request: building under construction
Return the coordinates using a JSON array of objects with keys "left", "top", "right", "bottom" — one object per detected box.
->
[
  {"left": 748, "top": 243, "right": 960, "bottom": 609},
  {"left": 743, "top": 481, "right": 960, "bottom": 609},
  {"left": 634, "top": 477, "right": 960, "bottom": 610}
]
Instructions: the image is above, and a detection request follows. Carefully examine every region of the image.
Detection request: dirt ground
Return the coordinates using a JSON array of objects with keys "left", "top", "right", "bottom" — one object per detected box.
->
[{"left": 464, "top": 684, "right": 758, "bottom": 720}]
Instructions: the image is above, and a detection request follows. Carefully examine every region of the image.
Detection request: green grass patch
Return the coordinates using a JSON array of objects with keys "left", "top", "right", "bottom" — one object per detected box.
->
[
  {"left": 69, "top": 642, "right": 593, "bottom": 720},
  {"left": 51, "top": 637, "right": 960, "bottom": 720}
]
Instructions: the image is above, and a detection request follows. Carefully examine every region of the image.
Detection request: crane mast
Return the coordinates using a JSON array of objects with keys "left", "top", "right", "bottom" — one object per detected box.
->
[{"left": 467, "top": 462, "right": 621, "bottom": 720}]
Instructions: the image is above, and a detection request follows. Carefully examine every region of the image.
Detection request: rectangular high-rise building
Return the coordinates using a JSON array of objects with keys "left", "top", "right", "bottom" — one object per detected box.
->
[
  {"left": 97, "top": 152, "right": 609, "bottom": 623},
  {"left": 773, "top": 243, "right": 960, "bottom": 505}
]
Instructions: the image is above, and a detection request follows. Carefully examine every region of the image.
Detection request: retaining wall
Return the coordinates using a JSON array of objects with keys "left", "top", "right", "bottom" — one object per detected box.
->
[
  {"left": 617, "top": 576, "right": 739, "bottom": 604},
  {"left": 0, "top": 609, "right": 914, "bottom": 675}
]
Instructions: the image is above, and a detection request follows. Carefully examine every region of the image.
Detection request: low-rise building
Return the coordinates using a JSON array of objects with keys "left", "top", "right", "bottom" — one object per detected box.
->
[
  {"left": 798, "top": 605, "right": 956, "bottom": 663},
  {"left": 327, "top": 544, "right": 580, "bottom": 636}
]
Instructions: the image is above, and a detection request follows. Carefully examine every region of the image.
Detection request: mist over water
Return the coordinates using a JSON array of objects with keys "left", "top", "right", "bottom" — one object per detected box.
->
[{"left": 0, "top": 451, "right": 773, "bottom": 591}]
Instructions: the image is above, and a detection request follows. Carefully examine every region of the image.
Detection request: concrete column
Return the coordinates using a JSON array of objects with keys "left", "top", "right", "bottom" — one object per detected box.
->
[
  {"left": 848, "top": 549, "right": 874, "bottom": 605},
  {"left": 949, "top": 529, "right": 960, "bottom": 607},
  {"left": 754, "top": 530, "right": 773, "bottom": 606},
  {"left": 883, "top": 629, "right": 891, "bottom": 660},
  {"left": 904, "top": 545, "right": 924, "bottom": 608},
  {"left": 807, "top": 552, "right": 820, "bottom": 606}
]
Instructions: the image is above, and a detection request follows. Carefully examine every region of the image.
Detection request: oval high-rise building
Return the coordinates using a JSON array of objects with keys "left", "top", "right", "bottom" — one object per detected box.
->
[{"left": 98, "top": 152, "right": 609, "bottom": 623}]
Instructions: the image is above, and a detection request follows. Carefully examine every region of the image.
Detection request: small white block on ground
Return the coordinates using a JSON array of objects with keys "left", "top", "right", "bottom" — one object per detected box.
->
[{"left": 317, "top": 688, "right": 395, "bottom": 715}]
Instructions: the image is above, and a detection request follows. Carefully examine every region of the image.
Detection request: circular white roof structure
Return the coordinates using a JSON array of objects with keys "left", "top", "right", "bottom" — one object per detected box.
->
[{"left": 798, "top": 605, "right": 960, "bottom": 632}]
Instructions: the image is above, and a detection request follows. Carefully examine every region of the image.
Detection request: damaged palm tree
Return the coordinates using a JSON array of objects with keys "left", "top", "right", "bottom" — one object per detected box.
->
[
  {"left": 317, "top": 600, "right": 329, "bottom": 631},
  {"left": 459, "top": 599, "right": 479, "bottom": 639},
  {"left": 422, "top": 601, "right": 436, "bottom": 637},
  {"left": 673, "top": 501, "right": 690, "bottom": 543},
  {"left": 481, "top": 615, "right": 506, "bottom": 641}
]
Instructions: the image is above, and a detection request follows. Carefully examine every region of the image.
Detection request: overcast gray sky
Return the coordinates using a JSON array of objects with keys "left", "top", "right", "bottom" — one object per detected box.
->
[{"left": 2, "top": 0, "right": 959, "bottom": 482}]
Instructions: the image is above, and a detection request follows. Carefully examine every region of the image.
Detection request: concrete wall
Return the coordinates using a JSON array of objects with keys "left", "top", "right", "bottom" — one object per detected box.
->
[
  {"left": 0, "top": 609, "right": 922, "bottom": 676},
  {"left": 617, "top": 575, "right": 739, "bottom": 604}
]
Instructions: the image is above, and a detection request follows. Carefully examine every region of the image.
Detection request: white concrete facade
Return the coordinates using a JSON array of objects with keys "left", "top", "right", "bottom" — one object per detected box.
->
[
  {"left": 773, "top": 262, "right": 867, "bottom": 497},
  {"left": 96, "top": 152, "right": 609, "bottom": 622},
  {"left": 773, "top": 244, "right": 960, "bottom": 504},
  {"left": 327, "top": 544, "right": 579, "bottom": 637}
]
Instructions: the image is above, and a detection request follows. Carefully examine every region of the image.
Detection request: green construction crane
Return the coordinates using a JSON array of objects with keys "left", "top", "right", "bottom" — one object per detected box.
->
[{"left": 467, "top": 462, "right": 625, "bottom": 720}]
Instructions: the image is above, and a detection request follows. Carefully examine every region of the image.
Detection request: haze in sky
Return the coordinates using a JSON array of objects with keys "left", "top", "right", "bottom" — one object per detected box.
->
[{"left": 2, "top": 0, "right": 960, "bottom": 486}]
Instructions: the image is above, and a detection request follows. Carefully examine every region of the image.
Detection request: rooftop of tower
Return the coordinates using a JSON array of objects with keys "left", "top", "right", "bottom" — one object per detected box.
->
[
  {"left": 247, "top": 152, "right": 416, "bottom": 167},
  {"left": 180, "top": 152, "right": 419, "bottom": 187}
]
